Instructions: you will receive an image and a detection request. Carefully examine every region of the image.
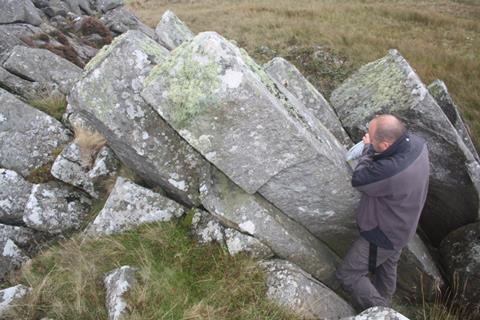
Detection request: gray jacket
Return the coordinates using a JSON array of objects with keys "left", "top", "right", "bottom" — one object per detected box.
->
[{"left": 352, "top": 132, "right": 430, "bottom": 250}]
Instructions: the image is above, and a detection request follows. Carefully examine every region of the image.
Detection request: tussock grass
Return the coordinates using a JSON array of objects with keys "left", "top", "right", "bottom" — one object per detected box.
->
[
  {"left": 8, "top": 221, "right": 298, "bottom": 320},
  {"left": 126, "top": 0, "right": 480, "bottom": 147},
  {"left": 72, "top": 125, "right": 107, "bottom": 168},
  {"left": 27, "top": 96, "right": 67, "bottom": 121}
]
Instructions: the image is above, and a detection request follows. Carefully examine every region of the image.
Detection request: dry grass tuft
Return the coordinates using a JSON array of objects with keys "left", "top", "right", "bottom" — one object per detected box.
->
[{"left": 72, "top": 125, "right": 107, "bottom": 168}]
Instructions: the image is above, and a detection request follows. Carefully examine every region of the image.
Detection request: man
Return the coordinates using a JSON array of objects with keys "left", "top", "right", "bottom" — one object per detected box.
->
[{"left": 336, "top": 114, "right": 430, "bottom": 310}]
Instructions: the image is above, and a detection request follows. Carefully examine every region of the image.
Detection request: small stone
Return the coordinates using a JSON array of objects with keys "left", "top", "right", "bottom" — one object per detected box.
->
[
  {"left": 0, "top": 284, "right": 31, "bottom": 317},
  {"left": 191, "top": 209, "right": 225, "bottom": 245},
  {"left": 104, "top": 265, "right": 137, "bottom": 320}
]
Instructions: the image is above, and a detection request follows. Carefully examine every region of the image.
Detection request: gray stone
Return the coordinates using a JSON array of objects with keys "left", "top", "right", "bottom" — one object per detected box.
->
[
  {"left": 104, "top": 266, "right": 137, "bottom": 320},
  {"left": 0, "top": 224, "right": 39, "bottom": 249},
  {"left": 264, "top": 57, "right": 352, "bottom": 146},
  {"left": 63, "top": 0, "right": 93, "bottom": 15},
  {"left": 439, "top": 222, "right": 480, "bottom": 314},
  {"left": 23, "top": 182, "right": 92, "bottom": 234},
  {"left": 141, "top": 31, "right": 360, "bottom": 256},
  {"left": 100, "top": 7, "right": 155, "bottom": 39},
  {"left": 330, "top": 49, "right": 479, "bottom": 245},
  {"left": 428, "top": 79, "right": 479, "bottom": 162},
  {"left": 154, "top": 10, "right": 194, "bottom": 51},
  {"left": 51, "top": 142, "right": 118, "bottom": 198},
  {"left": 0, "top": 0, "right": 43, "bottom": 26},
  {"left": 85, "top": 177, "right": 185, "bottom": 236},
  {"left": 0, "top": 24, "right": 41, "bottom": 62},
  {"left": 261, "top": 259, "right": 355, "bottom": 319},
  {"left": 38, "top": 0, "right": 69, "bottom": 17},
  {"left": 191, "top": 208, "right": 225, "bottom": 245},
  {"left": 0, "top": 169, "right": 32, "bottom": 224},
  {"left": 341, "top": 306, "right": 409, "bottom": 320},
  {"left": 97, "top": 0, "right": 123, "bottom": 13},
  {"left": 3, "top": 45, "right": 82, "bottom": 95},
  {"left": 68, "top": 30, "right": 205, "bottom": 207},
  {"left": 397, "top": 234, "right": 445, "bottom": 301},
  {"left": 225, "top": 228, "right": 274, "bottom": 259},
  {"left": 0, "top": 88, "right": 70, "bottom": 176},
  {"left": 199, "top": 165, "right": 341, "bottom": 288},
  {"left": 0, "top": 284, "right": 31, "bottom": 317},
  {"left": 0, "top": 66, "right": 57, "bottom": 100},
  {"left": 0, "top": 239, "right": 29, "bottom": 280}
]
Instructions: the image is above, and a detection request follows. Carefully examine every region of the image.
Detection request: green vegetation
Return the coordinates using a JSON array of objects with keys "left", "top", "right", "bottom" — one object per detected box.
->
[
  {"left": 28, "top": 96, "right": 67, "bottom": 121},
  {"left": 25, "top": 147, "right": 63, "bottom": 184}
]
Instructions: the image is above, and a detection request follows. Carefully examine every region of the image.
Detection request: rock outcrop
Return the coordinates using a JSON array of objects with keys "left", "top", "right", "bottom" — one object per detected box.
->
[
  {"left": 0, "top": 169, "right": 32, "bottom": 224},
  {"left": 104, "top": 265, "right": 137, "bottom": 320}
]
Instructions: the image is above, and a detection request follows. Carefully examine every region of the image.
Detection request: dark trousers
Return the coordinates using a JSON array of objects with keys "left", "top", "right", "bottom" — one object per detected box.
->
[{"left": 335, "top": 237, "right": 402, "bottom": 310}]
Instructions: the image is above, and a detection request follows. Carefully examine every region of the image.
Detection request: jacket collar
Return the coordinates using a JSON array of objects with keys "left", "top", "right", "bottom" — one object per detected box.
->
[{"left": 373, "top": 132, "right": 411, "bottom": 160}]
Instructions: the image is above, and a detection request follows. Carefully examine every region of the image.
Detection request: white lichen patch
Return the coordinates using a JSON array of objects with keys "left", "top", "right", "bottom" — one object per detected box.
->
[{"left": 239, "top": 220, "right": 256, "bottom": 235}]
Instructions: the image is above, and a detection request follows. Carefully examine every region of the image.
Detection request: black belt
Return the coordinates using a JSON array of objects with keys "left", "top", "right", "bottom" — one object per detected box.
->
[{"left": 368, "top": 242, "right": 377, "bottom": 274}]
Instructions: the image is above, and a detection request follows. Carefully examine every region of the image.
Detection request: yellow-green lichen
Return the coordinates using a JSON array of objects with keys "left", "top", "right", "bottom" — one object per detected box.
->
[{"left": 84, "top": 32, "right": 126, "bottom": 72}]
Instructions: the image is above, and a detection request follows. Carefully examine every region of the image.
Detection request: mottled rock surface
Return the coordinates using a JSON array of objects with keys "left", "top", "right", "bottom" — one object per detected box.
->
[
  {"left": 23, "top": 182, "right": 92, "bottom": 234},
  {"left": 264, "top": 57, "right": 351, "bottom": 146},
  {"left": 154, "top": 10, "right": 194, "bottom": 51},
  {"left": 97, "top": 0, "right": 123, "bottom": 13},
  {"left": 100, "top": 6, "right": 155, "bottom": 38},
  {"left": 342, "top": 306, "right": 409, "bottom": 320},
  {"left": 0, "top": 0, "right": 43, "bottom": 26},
  {"left": 225, "top": 228, "right": 274, "bottom": 259},
  {"left": 0, "top": 88, "right": 70, "bottom": 176},
  {"left": 0, "top": 240, "right": 29, "bottom": 280},
  {"left": 191, "top": 209, "right": 225, "bottom": 245},
  {"left": 85, "top": 177, "right": 185, "bottom": 236},
  {"left": 0, "top": 24, "right": 40, "bottom": 61},
  {"left": 104, "top": 265, "right": 137, "bottom": 320},
  {"left": 261, "top": 259, "right": 355, "bottom": 319},
  {"left": 330, "top": 49, "right": 479, "bottom": 245},
  {"left": 0, "top": 284, "right": 31, "bottom": 317},
  {"left": 0, "top": 169, "right": 32, "bottom": 224},
  {"left": 68, "top": 30, "right": 205, "bottom": 207},
  {"left": 0, "top": 224, "right": 39, "bottom": 250}
]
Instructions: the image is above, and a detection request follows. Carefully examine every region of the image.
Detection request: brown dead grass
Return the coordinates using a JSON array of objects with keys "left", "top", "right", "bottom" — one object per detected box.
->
[{"left": 72, "top": 125, "right": 107, "bottom": 168}]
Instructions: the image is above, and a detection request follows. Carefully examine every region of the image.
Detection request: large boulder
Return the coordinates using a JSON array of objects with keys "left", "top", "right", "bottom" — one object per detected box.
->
[
  {"left": 0, "top": 284, "right": 31, "bottom": 317},
  {"left": 141, "top": 32, "right": 360, "bottom": 256},
  {"left": 0, "top": 88, "right": 70, "bottom": 176},
  {"left": 2, "top": 45, "right": 82, "bottom": 95},
  {"left": 67, "top": 30, "right": 205, "bottom": 207},
  {"left": 199, "top": 165, "right": 341, "bottom": 288},
  {"left": 85, "top": 177, "right": 185, "bottom": 236},
  {"left": 0, "top": 169, "right": 32, "bottom": 224},
  {"left": 342, "top": 306, "right": 410, "bottom": 320},
  {"left": 23, "top": 182, "right": 92, "bottom": 234},
  {"left": 264, "top": 57, "right": 352, "bottom": 146},
  {"left": 0, "top": 0, "right": 43, "bottom": 26},
  {"left": 261, "top": 259, "right": 355, "bottom": 319},
  {"left": 104, "top": 265, "right": 137, "bottom": 320},
  {"left": 439, "top": 222, "right": 480, "bottom": 314},
  {"left": 154, "top": 10, "right": 194, "bottom": 51},
  {"left": 100, "top": 6, "right": 155, "bottom": 39},
  {"left": 330, "top": 49, "right": 479, "bottom": 245}
]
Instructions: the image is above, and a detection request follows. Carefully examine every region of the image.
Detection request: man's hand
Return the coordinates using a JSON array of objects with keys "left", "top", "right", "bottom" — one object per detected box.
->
[{"left": 363, "top": 133, "right": 371, "bottom": 144}]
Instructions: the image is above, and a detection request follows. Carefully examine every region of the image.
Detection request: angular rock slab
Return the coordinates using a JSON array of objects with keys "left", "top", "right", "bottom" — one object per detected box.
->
[
  {"left": 0, "top": 284, "right": 31, "bottom": 317},
  {"left": 3, "top": 46, "right": 82, "bottom": 95},
  {"left": 0, "top": 240, "right": 29, "bottom": 280},
  {"left": 261, "top": 259, "right": 355, "bottom": 319},
  {"left": 0, "top": 24, "right": 41, "bottom": 61},
  {"left": 330, "top": 49, "right": 479, "bottom": 245},
  {"left": 0, "top": 169, "right": 32, "bottom": 224},
  {"left": 191, "top": 209, "right": 225, "bottom": 245},
  {"left": 155, "top": 10, "right": 194, "bottom": 51},
  {"left": 85, "top": 177, "right": 185, "bottom": 236},
  {"left": 264, "top": 57, "right": 352, "bottom": 146},
  {"left": 397, "top": 234, "right": 444, "bottom": 301},
  {"left": 0, "top": 66, "right": 51, "bottom": 100},
  {"left": 68, "top": 30, "right": 205, "bottom": 207},
  {"left": 0, "top": 0, "right": 42, "bottom": 26},
  {"left": 199, "top": 165, "right": 341, "bottom": 288},
  {"left": 100, "top": 6, "right": 155, "bottom": 39},
  {"left": 428, "top": 79, "right": 479, "bottom": 162},
  {"left": 23, "top": 182, "right": 92, "bottom": 234},
  {"left": 104, "top": 265, "right": 137, "bottom": 320},
  {"left": 51, "top": 142, "right": 119, "bottom": 198},
  {"left": 225, "top": 228, "right": 274, "bottom": 260},
  {"left": 0, "top": 88, "right": 70, "bottom": 176},
  {"left": 439, "top": 222, "right": 480, "bottom": 313},
  {"left": 142, "top": 32, "right": 360, "bottom": 255},
  {"left": 342, "top": 306, "right": 410, "bottom": 320}
]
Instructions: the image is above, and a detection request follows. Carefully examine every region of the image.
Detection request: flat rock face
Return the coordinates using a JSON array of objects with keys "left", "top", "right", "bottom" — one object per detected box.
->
[
  {"left": 154, "top": 10, "right": 194, "bottom": 51},
  {"left": 261, "top": 259, "right": 355, "bottom": 319},
  {"left": 439, "top": 222, "right": 480, "bottom": 313},
  {"left": 191, "top": 209, "right": 225, "bottom": 245},
  {"left": 85, "top": 177, "right": 185, "bottom": 236},
  {"left": 199, "top": 165, "right": 341, "bottom": 288},
  {"left": 0, "top": 0, "right": 43, "bottom": 26},
  {"left": 0, "top": 66, "right": 51, "bottom": 100},
  {"left": 0, "top": 239, "right": 30, "bottom": 280},
  {"left": 342, "top": 306, "right": 410, "bottom": 320},
  {"left": 68, "top": 30, "right": 205, "bottom": 207},
  {"left": 428, "top": 79, "right": 479, "bottom": 162},
  {"left": 100, "top": 7, "right": 155, "bottom": 38},
  {"left": 225, "top": 228, "right": 274, "bottom": 259},
  {"left": 397, "top": 234, "right": 445, "bottom": 301},
  {"left": 0, "top": 24, "right": 40, "bottom": 61},
  {"left": 51, "top": 143, "right": 119, "bottom": 198},
  {"left": 104, "top": 265, "right": 137, "bottom": 320},
  {"left": 330, "top": 49, "right": 479, "bottom": 245},
  {"left": 0, "top": 169, "right": 32, "bottom": 224},
  {"left": 0, "top": 284, "right": 31, "bottom": 316},
  {"left": 264, "top": 57, "right": 352, "bottom": 146},
  {"left": 0, "top": 88, "right": 71, "bottom": 176},
  {"left": 23, "top": 182, "right": 92, "bottom": 234},
  {"left": 3, "top": 46, "right": 82, "bottom": 95}
]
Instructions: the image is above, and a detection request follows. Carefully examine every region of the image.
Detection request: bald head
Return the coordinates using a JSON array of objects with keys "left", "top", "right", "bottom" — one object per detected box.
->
[{"left": 367, "top": 115, "right": 406, "bottom": 152}]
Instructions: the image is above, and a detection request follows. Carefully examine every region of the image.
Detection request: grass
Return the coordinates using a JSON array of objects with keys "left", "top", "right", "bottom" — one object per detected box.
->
[
  {"left": 7, "top": 220, "right": 298, "bottom": 320},
  {"left": 25, "top": 147, "right": 64, "bottom": 184},
  {"left": 71, "top": 125, "right": 107, "bottom": 168},
  {"left": 125, "top": 0, "right": 480, "bottom": 147},
  {"left": 27, "top": 96, "right": 67, "bottom": 121}
]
